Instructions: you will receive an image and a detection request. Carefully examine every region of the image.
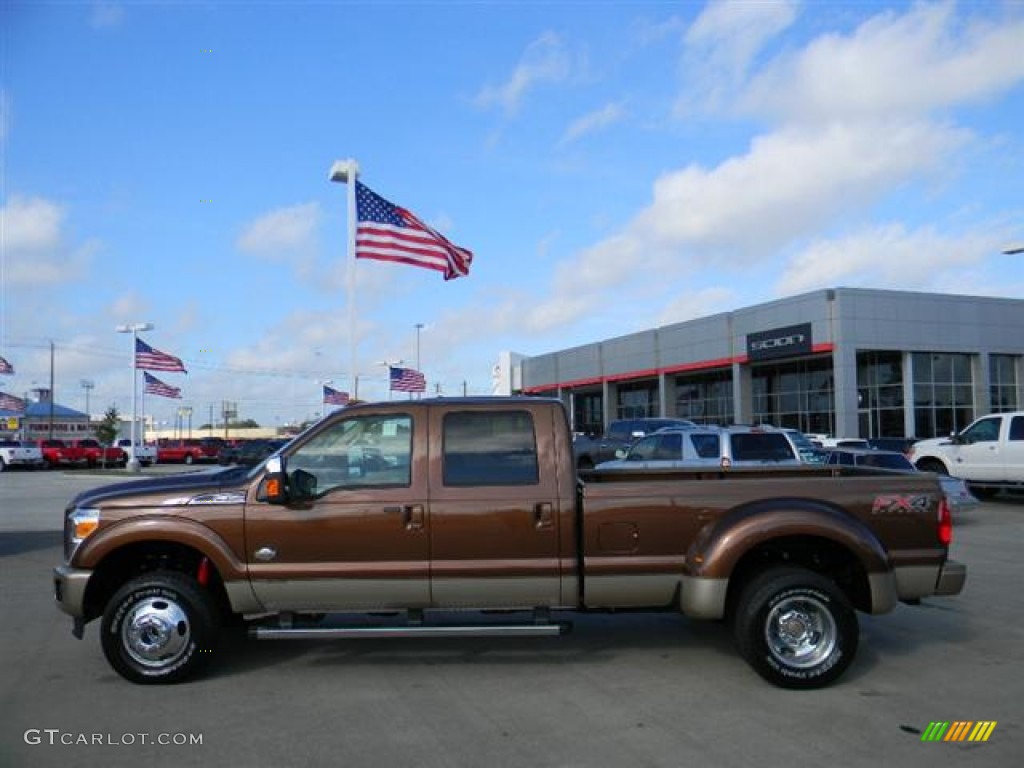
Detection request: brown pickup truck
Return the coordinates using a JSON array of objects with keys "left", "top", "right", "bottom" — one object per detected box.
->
[{"left": 53, "top": 397, "right": 965, "bottom": 688}]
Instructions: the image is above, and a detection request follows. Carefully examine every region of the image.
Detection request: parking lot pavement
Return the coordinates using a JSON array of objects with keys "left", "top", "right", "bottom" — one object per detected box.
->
[{"left": 0, "top": 470, "right": 1020, "bottom": 767}]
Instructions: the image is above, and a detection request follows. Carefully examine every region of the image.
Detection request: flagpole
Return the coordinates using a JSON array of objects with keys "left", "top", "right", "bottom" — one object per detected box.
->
[
  {"left": 329, "top": 158, "right": 361, "bottom": 400},
  {"left": 116, "top": 322, "right": 153, "bottom": 472}
]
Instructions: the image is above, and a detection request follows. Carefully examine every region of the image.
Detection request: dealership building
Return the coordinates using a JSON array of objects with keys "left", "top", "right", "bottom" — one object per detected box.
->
[{"left": 516, "top": 287, "right": 1024, "bottom": 440}]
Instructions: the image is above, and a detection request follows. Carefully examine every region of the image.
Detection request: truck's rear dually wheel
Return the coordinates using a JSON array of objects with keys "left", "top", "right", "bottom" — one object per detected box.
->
[
  {"left": 100, "top": 571, "right": 219, "bottom": 684},
  {"left": 732, "top": 566, "right": 858, "bottom": 689}
]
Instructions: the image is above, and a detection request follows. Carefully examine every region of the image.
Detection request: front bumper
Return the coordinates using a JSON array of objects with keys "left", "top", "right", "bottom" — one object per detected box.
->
[
  {"left": 935, "top": 559, "right": 967, "bottom": 596},
  {"left": 53, "top": 565, "right": 92, "bottom": 619}
]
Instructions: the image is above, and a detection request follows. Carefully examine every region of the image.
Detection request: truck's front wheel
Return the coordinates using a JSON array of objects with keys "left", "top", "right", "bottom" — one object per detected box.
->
[
  {"left": 101, "top": 571, "right": 219, "bottom": 684},
  {"left": 733, "top": 566, "right": 857, "bottom": 689}
]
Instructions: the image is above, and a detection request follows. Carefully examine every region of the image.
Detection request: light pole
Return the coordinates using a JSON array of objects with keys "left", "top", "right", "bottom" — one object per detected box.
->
[
  {"left": 116, "top": 322, "right": 154, "bottom": 471},
  {"left": 80, "top": 379, "right": 94, "bottom": 417},
  {"left": 415, "top": 323, "right": 424, "bottom": 400},
  {"left": 329, "top": 158, "right": 361, "bottom": 400}
]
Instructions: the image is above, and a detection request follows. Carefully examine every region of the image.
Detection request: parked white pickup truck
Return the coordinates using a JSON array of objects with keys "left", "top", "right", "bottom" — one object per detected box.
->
[
  {"left": 0, "top": 439, "right": 45, "bottom": 471},
  {"left": 116, "top": 439, "right": 158, "bottom": 467},
  {"left": 909, "top": 411, "right": 1024, "bottom": 497}
]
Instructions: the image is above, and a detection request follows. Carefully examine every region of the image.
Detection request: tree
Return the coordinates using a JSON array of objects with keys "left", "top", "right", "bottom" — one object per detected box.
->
[{"left": 96, "top": 406, "right": 120, "bottom": 446}]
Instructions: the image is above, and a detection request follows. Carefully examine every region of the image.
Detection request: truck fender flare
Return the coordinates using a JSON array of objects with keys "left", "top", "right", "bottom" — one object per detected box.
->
[
  {"left": 75, "top": 516, "right": 247, "bottom": 581},
  {"left": 682, "top": 499, "right": 895, "bottom": 616}
]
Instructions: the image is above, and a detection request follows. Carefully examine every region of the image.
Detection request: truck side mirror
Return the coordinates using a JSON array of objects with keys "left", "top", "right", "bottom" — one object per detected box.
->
[
  {"left": 290, "top": 469, "right": 317, "bottom": 500},
  {"left": 260, "top": 456, "right": 289, "bottom": 504}
]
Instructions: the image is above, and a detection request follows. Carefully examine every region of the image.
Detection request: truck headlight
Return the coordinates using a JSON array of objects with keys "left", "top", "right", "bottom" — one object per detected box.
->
[{"left": 66, "top": 507, "right": 100, "bottom": 559}]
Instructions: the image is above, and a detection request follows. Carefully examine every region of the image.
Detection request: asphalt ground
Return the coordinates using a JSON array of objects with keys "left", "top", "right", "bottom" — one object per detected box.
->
[{"left": 0, "top": 467, "right": 1020, "bottom": 768}]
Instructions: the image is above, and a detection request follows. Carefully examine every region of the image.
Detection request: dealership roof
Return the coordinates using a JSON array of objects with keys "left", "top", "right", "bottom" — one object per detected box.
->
[{"left": 0, "top": 401, "right": 89, "bottom": 419}]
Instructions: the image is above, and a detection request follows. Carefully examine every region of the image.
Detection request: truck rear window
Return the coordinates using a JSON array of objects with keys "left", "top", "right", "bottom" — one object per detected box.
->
[
  {"left": 443, "top": 411, "right": 539, "bottom": 486},
  {"left": 730, "top": 433, "right": 796, "bottom": 462}
]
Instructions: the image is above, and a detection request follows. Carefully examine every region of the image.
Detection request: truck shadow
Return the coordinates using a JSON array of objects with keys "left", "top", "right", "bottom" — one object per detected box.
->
[
  {"left": 0, "top": 530, "right": 62, "bottom": 558},
  {"left": 208, "top": 601, "right": 977, "bottom": 687},
  {"left": 210, "top": 611, "right": 740, "bottom": 680}
]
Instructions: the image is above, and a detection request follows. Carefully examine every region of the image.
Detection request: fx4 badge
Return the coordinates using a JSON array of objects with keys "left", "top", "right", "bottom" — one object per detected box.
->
[{"left": 872, "top": 494, "right": 932, "bottom": 515}]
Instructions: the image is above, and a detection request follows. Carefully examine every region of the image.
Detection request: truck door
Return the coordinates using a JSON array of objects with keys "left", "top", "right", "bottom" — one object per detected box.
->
[
  {"left": 244, "top": 409, "right": 430, "bottom": 611},
  {"left": 1000, "top": 415, "right": 1024, "bottom": 482},
  {"left": 428, "top": 404, "right": 563, "bottom": 607},
  {"left": 952, "top": 415, "right": 1003, "bottom": 481}
]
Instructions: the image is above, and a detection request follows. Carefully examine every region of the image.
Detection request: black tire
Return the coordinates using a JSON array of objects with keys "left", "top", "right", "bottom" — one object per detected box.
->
[
  {"left": 968, "top": 484, "right": 999, "bottom": 500},
  {"left": 916, "top": 458, "right": 948, "bottom": 475},
  {"left": 732, "top": 566, "right": 858, "bottom": 689},
  {"left": 100, "top": 571, "right": 220, "bottom": 684}
]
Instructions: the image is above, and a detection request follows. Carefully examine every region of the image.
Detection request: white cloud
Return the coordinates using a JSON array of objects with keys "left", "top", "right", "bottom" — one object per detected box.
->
[
  {"left": 1, "top": 195, "right": 94, "bottom": 285},
  {"left": 678, "top": 0, "right": 797, "bottom": 114},
  {"left": 236, "top": 202, "right": 322, "bottom": 257},
  {"left": 656, "top": 286, "right": 739, "bottom": 327},
  {"left": 108, "top": 292, "right": 150, "bottom": 322},
  {"left": 740, "top": 2, "right": 1024, "bottom": 122},
  {"left": 633, "top": 120, "right": 967, "bottom": 258},
  {"left": 90, "top": 2, "right": 125, "bottom": 30},
  {"left": 774, "top": 224, "right": 997, "bottom": 296},
  {"left": 475, "top": 32, "right": 572, "bottom": 115},
  {"left": 559, "top": 101, "right": 627, "bottom": 146}
]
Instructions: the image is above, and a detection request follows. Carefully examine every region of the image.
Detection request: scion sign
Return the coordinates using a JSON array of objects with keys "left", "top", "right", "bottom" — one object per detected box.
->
[{"left": 746, "top": 323, "right": 813, "bottom": 362}]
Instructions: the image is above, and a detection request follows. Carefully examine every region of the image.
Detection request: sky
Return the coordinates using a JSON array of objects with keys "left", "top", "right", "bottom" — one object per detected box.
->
[{"left": 2, "top": 0, "right": 1023, "bottom": 430}]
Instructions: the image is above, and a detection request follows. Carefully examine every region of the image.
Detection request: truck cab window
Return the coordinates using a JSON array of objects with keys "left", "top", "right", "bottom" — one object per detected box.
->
[
  {"left": 443, "top": 410, "right": 539, "bottom": 486},
  {"left": 961, "top": 417, "right": 1000, "bottom": 444},
  {"left": 287, "top": 414, "right": 412, "bottom": 495}
]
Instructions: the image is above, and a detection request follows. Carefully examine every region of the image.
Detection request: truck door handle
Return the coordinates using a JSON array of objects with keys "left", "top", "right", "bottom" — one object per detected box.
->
[
  {"left": 402, "top": 505, "right": 424, "bottom": 531},
  {"left": 534, "top": 502, "right": 554, "bottom": 530}
]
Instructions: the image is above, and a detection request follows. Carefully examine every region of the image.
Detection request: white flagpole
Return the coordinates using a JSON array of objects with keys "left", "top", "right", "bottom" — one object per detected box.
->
[{"left": 329, "top": 159, "right": 361, "bottom": 400}]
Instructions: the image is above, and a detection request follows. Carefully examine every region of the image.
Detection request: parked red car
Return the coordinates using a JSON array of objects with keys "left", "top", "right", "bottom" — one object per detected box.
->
[
  {"left": 156, "top": 438, "right": 218, "bottom": 465},
  {"left": 35, "top": 439, "right": 88, "bottom": 469},
  {"left": 68, "top": 438, "right": 127, "bottom": 468}
]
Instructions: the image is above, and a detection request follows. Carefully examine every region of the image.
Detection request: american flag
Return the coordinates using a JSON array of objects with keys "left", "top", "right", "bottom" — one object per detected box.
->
[
  {"left": 323, "top": 385, "right": 350, "bottom": 406},
  {"left": 0, "top": 355, "right": 13, "bottom": 375},
  {"left": 136, "top": 338, "right": 187, "bottom": 373},
  {"left": 0, "top": 391, "right": 26, "bottom": 412},
  {"left": 355, "top": 181, "right": 473, "bottom": 281},
  {"left": 389, "top": 366, "right": 426, "bottom": 393},
  {"left": 144, "top": 372, "right": 182, "bottom": 399}
]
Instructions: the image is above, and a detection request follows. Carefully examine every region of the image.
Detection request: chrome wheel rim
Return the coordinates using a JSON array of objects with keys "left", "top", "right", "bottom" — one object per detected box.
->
[
  {"left": 122, "top": 597, "right": 191, "bottom": 668},
  {"left": 764, "top": 595, "right": 836, "bottom": 669}
]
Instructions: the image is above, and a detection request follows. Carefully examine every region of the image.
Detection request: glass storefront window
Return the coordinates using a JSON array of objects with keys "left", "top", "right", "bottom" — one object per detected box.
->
[
  {"left": 990, "top": 355, "right": 1018, "bottom": 413},
  {"left": 752, "top": 358, "right": 834, "bottom": 434},
  {"left": 616, "top": 381, "right": 657, "bottom": 420},
  {"left": 572, "top": 392, "right": 603, "bottom": 436},
  {"left": 674, "top": 371, "right": 732, "bottom": 425},
  {"left": 856, "top": 350, "right": 905, "bottom": 438},
  {"left": 911, "top": 352, "right": 974, "bottom": 438}
]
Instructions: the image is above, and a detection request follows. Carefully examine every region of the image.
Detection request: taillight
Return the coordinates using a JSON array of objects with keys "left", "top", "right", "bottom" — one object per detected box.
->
[{"left": 937, "top": 497, "right": 953, "bottom": 547}]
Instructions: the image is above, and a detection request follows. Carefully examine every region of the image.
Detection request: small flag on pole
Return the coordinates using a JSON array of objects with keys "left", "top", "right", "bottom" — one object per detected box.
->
[
  {"left": 389, "top": 366, "right": 426, "bottom": 393},
  {"left": 355, "top": 181, "right": 473, "bottom": 280},
  {"left": 144, "top": 372, "right": 182, "bottom": 399},
  {"left": 0, "top": 391, "right": 27, "bottom": 412},
  {"left": 0, "top": 355, "right": 13, "bottom": 375},
  {"left": 136, "top": 338, "right": 187, "bottom": 373},
  {"left": 323, "top": 385, "right": 350, "bottom": 406}
]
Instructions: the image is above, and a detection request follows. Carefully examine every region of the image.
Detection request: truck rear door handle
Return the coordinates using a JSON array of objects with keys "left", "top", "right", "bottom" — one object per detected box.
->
[
  {"left": 383, "top": 505, "right": 424, "bottom": 530},
  {"left": 402, "top": 504, "right": 424, "bottom": 531},
  {"left": 534, "top": 502, "right": 554, "bottom": 530}
]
